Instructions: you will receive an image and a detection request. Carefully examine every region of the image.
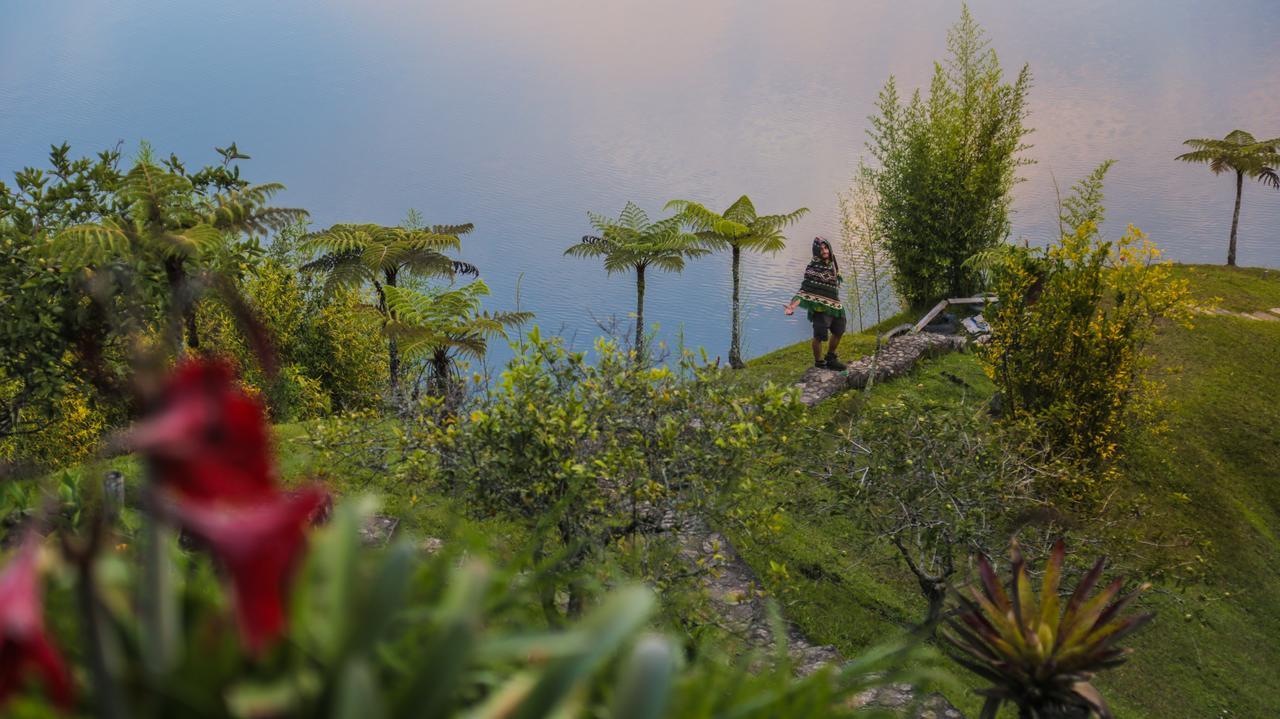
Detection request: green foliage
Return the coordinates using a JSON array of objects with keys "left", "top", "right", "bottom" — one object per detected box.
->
[
  {"left": 665, "top": 195, "right": 808, "bottom": 368},
  {"left": 303, "top": 215, "right": 482, "bottom": 399},
  {"left": 5, "top": 502, "right": 931, "bottom": 717},
  {"left": 981, "top": 164, "right": 1193, "bottom": 466},
  {"left": 0, "top": 141, "right": 307, "bottom": 466},
  {"left": 436, "top": 329, "right": 803, "bottom": 620},
  {"left": 382, "top": 280, "right": 531, "bottom": 398},
  {"left": 866, "top": 5, "right": 1032, "bottom": 307},
  {"left": 944, "top": 540, "right": 1151, "bottom": 719},
  {"left": 197, "top": 228, "right": 386, "bottom": 420},
  {"left": 566, "top": 202, "right": 708, "bottom": 361},
  {"left": 0, "top": 144, "right": 125, "bottom": 457},
  {"left": 1175, "top": 129, "right": 1280, "bottom": 266},
  {"left": 827, "top": 397, "right": 1061, "bottom": 628}
]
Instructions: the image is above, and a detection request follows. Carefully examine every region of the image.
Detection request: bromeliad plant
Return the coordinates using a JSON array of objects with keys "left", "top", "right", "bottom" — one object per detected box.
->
[{"left": 944, "top": 540, "right": 1152, "bottom": 719}]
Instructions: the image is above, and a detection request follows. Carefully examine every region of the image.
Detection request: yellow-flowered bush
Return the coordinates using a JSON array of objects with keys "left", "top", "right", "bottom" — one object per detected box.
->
[
  {"left": 197, "top": 258, "right": 384, "bottom": 421},
  {"left": 982, "top": 213, "right": 1191, "bottom": 466}
]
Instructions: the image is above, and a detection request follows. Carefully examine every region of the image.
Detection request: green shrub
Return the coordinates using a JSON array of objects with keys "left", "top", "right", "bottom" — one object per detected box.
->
[
  {"left": 197, "top": 239, "right": 385, "bottom": 420},
  {"left": 980, "top": 165, "right": 1192, "bottom": 466},
  {"left": 866, "top": 6, "right": 1032, "bottom": 307},
  {"left": 436, "top": 329, "right": 804, "bottom": 621}
]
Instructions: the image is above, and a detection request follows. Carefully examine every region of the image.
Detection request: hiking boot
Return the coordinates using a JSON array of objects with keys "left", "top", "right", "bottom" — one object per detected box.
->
[
  {"left": 824, "top": 352, "right": 846, "bottom": 371},
  {"left": 814, "top": 358, "right": 828, "bottom": 369}
]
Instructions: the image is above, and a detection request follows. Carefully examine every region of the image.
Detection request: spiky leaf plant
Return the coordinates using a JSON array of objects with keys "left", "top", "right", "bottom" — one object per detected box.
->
[{"left": 943, "top": 540, "right": 1152, "bottom": 719}]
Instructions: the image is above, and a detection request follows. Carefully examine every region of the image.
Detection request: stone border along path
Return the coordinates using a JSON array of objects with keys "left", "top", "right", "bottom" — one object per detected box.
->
[
  {"left": 1192, "top": 305, "right": 1280, "bottom": 322},
  {"left": 796, "top": 332, "right": 968, "bottom": 407}
]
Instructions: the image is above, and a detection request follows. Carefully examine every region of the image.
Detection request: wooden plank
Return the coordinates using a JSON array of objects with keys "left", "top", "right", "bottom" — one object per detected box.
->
[{"left": 911, "top": 299, "right": 951, "bottom": 333}]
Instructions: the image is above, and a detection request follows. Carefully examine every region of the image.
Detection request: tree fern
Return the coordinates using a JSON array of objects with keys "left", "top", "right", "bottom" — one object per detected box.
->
[
  {"left": 566, "top": 203, "right": 706, "bottom": 363},
  {"left": 1176, "top": 130, "right": 1280, "bottom": 265},
  {"left": 665, "top": 195, "right": 807, "bottom": 368},
  {"left": 303, "top": 217, "right": 484, "bottom": 398},
  {"left": 48, "top": 151, "right": 306, "bottom": 350}
]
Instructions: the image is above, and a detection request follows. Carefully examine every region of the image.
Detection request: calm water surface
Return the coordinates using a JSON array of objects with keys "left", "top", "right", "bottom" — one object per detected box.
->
[{"left": 4, "top": 0, "right": 1279, "bottom": 365}]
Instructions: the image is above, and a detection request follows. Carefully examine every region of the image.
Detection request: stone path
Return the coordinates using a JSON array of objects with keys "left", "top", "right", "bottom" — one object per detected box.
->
[
  {"left": 676, "top": 515, "right": 963, "bottom": 717},
  {"left": 796, "top": 332, "right": 967, "bottom": 406}
]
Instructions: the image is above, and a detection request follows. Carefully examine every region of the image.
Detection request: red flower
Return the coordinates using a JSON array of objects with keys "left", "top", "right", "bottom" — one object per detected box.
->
[
  {"left": 126, "top": 358, "right": 276, "bottom": 502},
  {"left": 0, "top": 540, "right": 74, "bottom": 711},
  {"left": 164, "top": 486, "right": 330, "bottom": 654}
]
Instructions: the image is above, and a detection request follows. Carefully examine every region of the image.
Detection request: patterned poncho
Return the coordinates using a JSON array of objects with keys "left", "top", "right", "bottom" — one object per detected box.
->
[{"left": 792, "top": 259, "right": 844, "bottom": 319}]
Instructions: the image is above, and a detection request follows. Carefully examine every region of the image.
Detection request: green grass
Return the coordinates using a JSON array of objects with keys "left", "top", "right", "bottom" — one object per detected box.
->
[{"left": 730, "top": 264, "right": 1280, "bottom": 718}]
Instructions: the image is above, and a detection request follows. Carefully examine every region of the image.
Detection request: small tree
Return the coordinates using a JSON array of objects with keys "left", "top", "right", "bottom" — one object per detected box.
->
[
  {"left": 53, "top": 143, "right": 306, "bottom": 351},
  {"left": 303, "top": 217, "right": 478, "bottom": 399},
  {"left": 831, "top": 399, "right": 1049, "bottom": 630},
  {"left": 838, "top": 164, "right": 898, "bottom": 387},
  {"left": 1176, "top": 130, "right": 1280, "bottom": 266},
  {"left": 866, "top": 5, "right": 1032, "bottom": 307},
  {"left": 565, "top": 202, "right": 707, "bottom": 363},
  {"left": 981, "top": 163, "right": 1192, "bottom": 464},
  {"left": 665, "top": 196, "right": 808, "bottom": 368}
]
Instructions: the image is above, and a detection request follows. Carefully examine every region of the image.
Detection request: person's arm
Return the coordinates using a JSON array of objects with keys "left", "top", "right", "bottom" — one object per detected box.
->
[{"left": 783, "top": 296, "right": 801, "bottom": 315}]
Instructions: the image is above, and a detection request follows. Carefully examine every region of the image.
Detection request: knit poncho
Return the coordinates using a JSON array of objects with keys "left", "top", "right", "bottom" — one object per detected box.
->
[{"left": 793, "top": 260, "right": 844, "bottom": 319}]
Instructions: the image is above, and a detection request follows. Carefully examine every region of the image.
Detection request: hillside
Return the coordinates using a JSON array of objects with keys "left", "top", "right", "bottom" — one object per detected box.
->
[{"left": 729, "top": 264, "right": 1280, "bottom": 718}]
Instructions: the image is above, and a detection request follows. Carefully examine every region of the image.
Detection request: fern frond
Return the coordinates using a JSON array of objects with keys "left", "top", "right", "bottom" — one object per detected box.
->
[
  {"left": 52, "top": 220, "right": 134, "bottom": 266},
  {"left": 429, "top": 223, "right": 475, "bottom": 236},
  {"left": 618, "top": 201, "right": 650, "bottom": 231},
  {"left": 305, "top": 224, "right": 374, "bottom": 255},
  {"left": 722, "top": 195, "right": 757, "bottom": 225},
  {"left": 159, "top": 224, "right": 225, "bottom": 258}
]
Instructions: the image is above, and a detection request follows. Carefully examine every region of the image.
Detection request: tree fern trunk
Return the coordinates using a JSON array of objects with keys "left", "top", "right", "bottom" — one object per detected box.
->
[
  {"left": 635, "top": 264, "right": 646, "bottom": 363},
  {"left": 729, "top": 246, "right": 744, "bottom": 369},
  {"left": 384, "top": 269, "right": 401, "bottom": 401},
  {"left": 163, "top": 257, "right": 199, "bottom": 351},
  {"left": 1229, "top": 171, "right": 1243, "bottom": 266}
]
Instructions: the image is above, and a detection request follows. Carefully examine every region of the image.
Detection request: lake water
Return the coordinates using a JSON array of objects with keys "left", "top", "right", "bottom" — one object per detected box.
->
[{"left": 4, "top": 0, "right": 1279, "bottom": 366}]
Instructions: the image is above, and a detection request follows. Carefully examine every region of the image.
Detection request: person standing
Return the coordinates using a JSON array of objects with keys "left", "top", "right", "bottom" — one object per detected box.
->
[{"left": 783, "top": 237, "right": 847, "bottom": 370}]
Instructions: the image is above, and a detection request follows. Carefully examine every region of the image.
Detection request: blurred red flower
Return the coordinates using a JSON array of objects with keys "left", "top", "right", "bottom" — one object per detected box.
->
[
  {"left": 130, "top": 357, "right": 331, "bottom": 654},
  {"left": 165, "top": 486, "right": 330, "bottom": 654},
  {"left": 126, "top": 358, "right": 276, "bottom": 502},
  {"left": 0, "top": 540, "right": 74, "bottom": 711}
]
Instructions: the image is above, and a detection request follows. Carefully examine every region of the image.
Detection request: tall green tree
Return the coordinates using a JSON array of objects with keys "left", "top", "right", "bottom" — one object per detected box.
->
[
  {"left": 867, "top": 5, "right": 1032, "bottom": 307},
  {"left": 665, "top": 196, "right": 807, "bottom": 369},
  {"left": 302, "top": 218, "right": 477, "bottom": 398},
  {"left": 1176, "top": 130, "right": 1280, "bottom": 266},
  {"left": 565, "top": 202, "right": 707, "bottom": 362}
]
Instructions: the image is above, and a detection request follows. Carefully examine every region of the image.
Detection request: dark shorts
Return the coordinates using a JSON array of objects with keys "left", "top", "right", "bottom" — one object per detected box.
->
[{"left": 811, "top": 312, "right": 847, "bottom": 341}]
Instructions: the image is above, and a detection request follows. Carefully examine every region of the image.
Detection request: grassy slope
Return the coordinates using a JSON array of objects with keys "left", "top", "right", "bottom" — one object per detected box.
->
[{"left": 730, "top": 264, "right": 1280, "bottom": 717}]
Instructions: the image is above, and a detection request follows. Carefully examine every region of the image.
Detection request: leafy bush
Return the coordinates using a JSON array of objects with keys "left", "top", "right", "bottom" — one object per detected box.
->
[
  {"left": 980, "top": 164, "right": 1193, "bottom": 465},
  {"left": 436, "top": 329, "right": 803, "bottom": 621},
  {"left": 824, "top": 397, "right": 1063, "bottom": 628},
  {"left": 197, "top": 231, "right": 386, "bottom": 420},
  {"left": 866, "top": 6, "right": 1032, "bottom": 307}
]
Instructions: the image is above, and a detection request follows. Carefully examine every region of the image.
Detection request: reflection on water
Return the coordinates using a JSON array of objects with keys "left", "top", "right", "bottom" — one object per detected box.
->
[{"left": 3, "top": 0, "right": 1278, "bottom": 364}]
